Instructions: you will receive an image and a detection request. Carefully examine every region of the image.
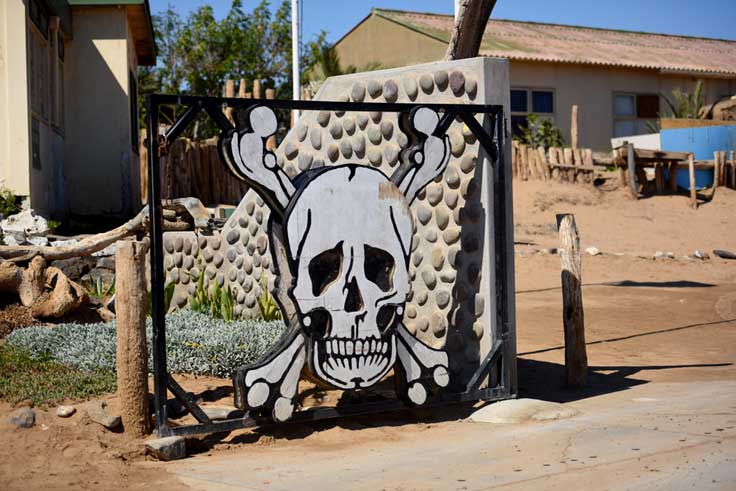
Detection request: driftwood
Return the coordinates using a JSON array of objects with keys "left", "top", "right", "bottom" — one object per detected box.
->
[
  {"left": 32, "top": 267, "right": 88, "bottom": 318},
  {"left": 445, "top": 0, "right": 497, "bottom": 60}
]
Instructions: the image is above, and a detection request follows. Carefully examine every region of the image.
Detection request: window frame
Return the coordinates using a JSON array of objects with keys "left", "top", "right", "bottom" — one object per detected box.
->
[
  {"left": 510, "top": 87, "right": 556, "bottom": 137},
  {"left": 612, "top": 91, "right": 659, "bottom": 138}
]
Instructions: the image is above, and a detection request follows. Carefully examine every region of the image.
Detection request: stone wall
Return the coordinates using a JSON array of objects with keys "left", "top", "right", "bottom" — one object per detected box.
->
[{"left": 162, "top": 57, "right": 512, "bottom": 383}]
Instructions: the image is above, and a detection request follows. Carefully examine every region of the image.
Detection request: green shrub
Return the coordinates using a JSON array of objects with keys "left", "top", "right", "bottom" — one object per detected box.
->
[
  {"left": 0, "top": 344, "right": 115, "bottom": 408},
  {"left": 6, "top": 309, "right": 285, "bottom": 378},
  {"left": 258, "top": 278, "right": 282, "bottom": 321},
  {"left": 0, "top": 186, "right": 19, "bottom": 218},
  {"left": 514, "top": 113, "right": 565, "bottom": 150},
  {"left": 188, "top": 262, "right": 235, "bottom": 321}
]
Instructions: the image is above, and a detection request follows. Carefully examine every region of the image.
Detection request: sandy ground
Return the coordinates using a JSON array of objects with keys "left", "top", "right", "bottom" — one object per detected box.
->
[{"left": 1, "top": 180, "right": 735, "bottom": 490}]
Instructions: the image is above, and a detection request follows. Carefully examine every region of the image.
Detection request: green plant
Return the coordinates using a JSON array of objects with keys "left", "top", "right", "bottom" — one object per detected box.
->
[
  {"left": 85, "top": 274, "right": 115, "bottom": 298},
  {"left": 514, "top": 113, "right": 565, "bottom": 149},
  {"left": 187, "top": 263, "right": 235, "bottom": 321},
  {"left": 47, "top": 219, "right": 61, "bottom": 233},
  {"left": 0, "top": 344, "right": 116, "bottom": 408},
  {"left": 147, "top": 281, "right": 176, "bottom": 315},
  {"left": 6, "top": 310, "right": 285, "bottom": 378},
  {"left": 0, "top": 186, "right": 20, "bottom": 218},
  {"left": 257, "top": 278, "right": 282, "bottom": 321},
  {"left": 661, "top": 80, "right": 705, "bottom": 119}
]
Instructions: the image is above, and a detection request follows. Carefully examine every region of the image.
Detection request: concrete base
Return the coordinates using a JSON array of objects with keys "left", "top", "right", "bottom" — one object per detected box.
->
[{"left": 146, "top": 436, "right": 186, "bottom": 461}]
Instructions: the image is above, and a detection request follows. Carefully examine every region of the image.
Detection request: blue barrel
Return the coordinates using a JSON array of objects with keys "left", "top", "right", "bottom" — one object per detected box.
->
[{"left": 660, "top": 125, "right": 736, "bottom": 190}]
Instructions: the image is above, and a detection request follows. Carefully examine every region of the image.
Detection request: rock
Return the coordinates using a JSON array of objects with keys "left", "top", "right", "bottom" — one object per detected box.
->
[
  {"left": 383, "top": 80, "right": 398, "bottom": 102},
  {"left": 0, "top": 209, "right": 49, "bottom": 244},
  {"left": 56, "top": 405, "right": 76, "bottom": 418},
  {"left": 145, "top": 436, "right": 186, "bottom": 461},
  {"left": 419, "top": 74, "right": 434, "bottom": 93},
  {"left": 713, "top": 249, "right": 736, "bottom": 260},
  {"left": 539, "top": 248, "right": 558, "bottom": 255},
  {"left": 86, "top": 401, "right": 121, "bottom": 430},
  {"left": 350, "top": 82, "right": 366, "bottom": 102},
  {"left": 201, "top": 406, "right": 242, "bottom": 421},
  {"left": 27, "top": 236, "right": 49, "bottom": 246},
  {"left": 403, "top": 77, "right": 418, "bottom": 100},
  {"left": 433, "top": 70, "right": 449, "bottom": 90},
  {"left": 654, "top": 251, "right": 675, "bottom": 260},
  {"left": 449, "top": 70, "right": 465, "bottom": 95},
  {"left": 585, "top": 246, "right": 600, "bottom": 256},
  {"left": 366, "top": 79, "right": 382, "bottom": 98},
  {"left": 469, "top": 399, "right": 579, "bottom": 424},
  {"left": 92, "top": 243, "right": 117, "bottom": 257},
  {"left": 95, "top": 257, "right": 115, "bottom": 270},
  {"left": 8, "top": 407, "right": 35, "bottom": 428},
  {"left": 693, "top": 250, "right": 710, "bottom": 260}
]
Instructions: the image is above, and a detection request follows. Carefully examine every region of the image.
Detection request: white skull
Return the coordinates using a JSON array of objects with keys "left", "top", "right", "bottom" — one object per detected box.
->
[{"left": 285, "top": 165, "right": 413, "bottom": 389}]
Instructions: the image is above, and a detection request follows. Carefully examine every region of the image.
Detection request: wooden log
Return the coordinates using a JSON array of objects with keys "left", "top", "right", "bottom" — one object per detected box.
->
[
  {"left": 688, "top": 153, "right": 697, "bottom": 208},
  {"left": 667, "top": 162, "right": 678, "bottom": 193},
  {"left": 224, "top": 79, "right": 235, "bottom": 123},
  {"left": 527, "top": 145, "right": 538, "bottom": 180},
  {"left": 444, "top": 0, "right": 497, "bottom": 60},
  {"left": 266, "top": 88, "right": 276, "bottom": 151},
  {"left": 549, "top": 147, "right": 560, "bottom": 181},
  {"left": 563, "top": 148, "right": 574, "bottom": 182},
  {"left": 238, "top": 78, "right": 247, "bottom": 98},
  {"left": 571, "top": 105, "right": 579, "bottom": 150},
  {"left": 556, "top": 214, "right": 587, "bottom": 388},
  {"left": 713, "top": 151, "right": 720, "bottom": 187},
  {"left": 537, "top": 146, "right": 550, "bottom": 180},
  {"left": 655, "top": 163, "right": 664, "bottom": 194},
  {"left": 627, "top": 143, "right": 638, "bottom": 199},
  {"left": 253, "top": 79, "right": 262, "bottom": 99},
  {"left": 115, "top": 240, "right": 151, "bottom": 438}
]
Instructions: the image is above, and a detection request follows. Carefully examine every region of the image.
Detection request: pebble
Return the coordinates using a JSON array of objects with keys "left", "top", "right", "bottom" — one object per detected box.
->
[
  {"left": 713, "top": 249, "right": 736, "bottom": 260},
  {"left": 146, "top": 436, "right": 186, "bottom": 461},
  {"left": 693, "top": 250, "right": 710, "bottom": 260},
  {"left": 56, "top": 405, "right": 76, "bottom": 418},
  {"left": 654, "top": 251, "right": 675, "bottom": 260},
  {"left": 201, "top": 406, "right": 242, "bottom": 421},
  {"left": 86, "top": 401, "right": 121, "bottom": 430},
  {"left": 585, "top": 246, "right": 600, "bottom": 256}
]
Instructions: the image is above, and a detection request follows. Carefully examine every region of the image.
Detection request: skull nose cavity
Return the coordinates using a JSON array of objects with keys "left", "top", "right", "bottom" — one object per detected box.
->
[{"left": 343, "top": 277, "right": 364, "bottom": 312}]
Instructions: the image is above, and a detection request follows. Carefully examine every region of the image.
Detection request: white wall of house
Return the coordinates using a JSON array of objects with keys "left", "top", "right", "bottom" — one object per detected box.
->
[{"left": 0, "top": 0, "right": 32, "bottom": 198}]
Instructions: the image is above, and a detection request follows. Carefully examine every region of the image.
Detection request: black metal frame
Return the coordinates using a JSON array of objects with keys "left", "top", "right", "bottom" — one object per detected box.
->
[{"left": 145, "top": 93, "right": 514, "bottom": 438}]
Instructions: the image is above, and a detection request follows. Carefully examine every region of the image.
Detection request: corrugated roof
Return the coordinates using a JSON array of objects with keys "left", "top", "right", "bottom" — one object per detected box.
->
[{"left": 374, "top": 9, "right": 736, "bottom": 76}]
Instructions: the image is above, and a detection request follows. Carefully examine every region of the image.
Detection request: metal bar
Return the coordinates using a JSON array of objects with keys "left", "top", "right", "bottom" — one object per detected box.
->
[
  {"left": 167, "top": 374, "right": 212, "bottom": 424},
  {"left": 204, "top": 103, "right": 235, "bottom": 133},
  {"left": 150, "top": 93, "right": 502, "bottom": 114},
  {"left": 459, "top": 112, "right": 497, "bottom": 162},
  {"left": 465, "top": 339, "right": 503, "bottom": 393},
  {"left": 164, "top": 104, "right": 201, "bottom": 144},
  {"left": 146, "top": 95, "right": 169, "bottom": 437},
  {"left": 436, "top": 110, "right": 456, "bottom": 135}
]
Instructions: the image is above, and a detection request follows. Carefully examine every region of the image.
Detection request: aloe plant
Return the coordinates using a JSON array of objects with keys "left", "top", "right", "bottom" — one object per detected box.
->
[
  {"left": 661, "top": 80, "right": 705, "bottom": 119},
  {"left": 257, "top": 278, "right": 282, "bottom": 321}
]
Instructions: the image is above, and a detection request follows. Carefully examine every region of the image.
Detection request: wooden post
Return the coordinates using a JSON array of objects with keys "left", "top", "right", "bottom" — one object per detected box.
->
[
  {"left": 571, "top": 104, "right": 579, "bottom": 150},
  {"left": 654, "top": 163, "right": 664, "bottom": 194},
  {"left": 549, "top": 147, "right": 560, "bottom": 181},
  {"left": 115, "top": 240, "right": 151, "bottom": 437},
  {"left": 730, "top": 151, "right": 736, "bottom": 189},
  {"left": 527, "top": 145, "right": 538, "bottom": 180},
  {"left": 519, "top": 144, "right": 528, "bottom": 180},
  {"left": 253, "top": 79, "right": 262, "bottom": 99},
  {"left": 667, "top": 161, "right": 678, "bottom": 193},
  {"left": 713, "top": 151, "right": 720, "bottom": 188},
  {"left": 265, "top": 88, "right": 276, "bottom": 151},
  {"left": 537, "top": 146, "right": 550, "bottom": 180},
  {"left": 224, "top": 79, "right": 235, "bottom": 123},
  {"left": 688, "top": 153, "right": 697, "bottom": 208},
  {"left": 556, "top": 214, "right": 587, "bottom": 388},
  {"left": 626, "top": 143, "right": 638, "bottom": 199},
  {"left": 563, "top": 147, "right": 573, "bottom": 182}
]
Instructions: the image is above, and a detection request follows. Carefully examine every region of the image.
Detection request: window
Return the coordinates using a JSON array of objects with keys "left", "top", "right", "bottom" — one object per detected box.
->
[
  {"left": 613, "top": 93, "right": 659, "bottom": 137},
  {"left": 129, "top": 71, "right": 139, "bottom": 149},
  {"left": 28, "top": 20, "right": 49, "bottom": 121},
  {"left": 510, "top": 88, "right": 555, "bottom": 137}
]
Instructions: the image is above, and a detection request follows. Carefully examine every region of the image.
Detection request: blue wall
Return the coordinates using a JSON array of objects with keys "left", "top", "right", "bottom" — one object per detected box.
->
[{"left": 661, "top": 125, "right": 736, "bottom": 190}]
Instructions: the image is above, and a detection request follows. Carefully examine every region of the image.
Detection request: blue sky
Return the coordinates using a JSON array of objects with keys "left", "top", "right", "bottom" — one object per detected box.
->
[{"left": 148, "top": 0, "right": 736, "bottom": 43}]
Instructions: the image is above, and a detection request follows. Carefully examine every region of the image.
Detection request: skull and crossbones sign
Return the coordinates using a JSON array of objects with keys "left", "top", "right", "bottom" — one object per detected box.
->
[{"left": 219, "top": 106, "right": 452, "bottom": 422}]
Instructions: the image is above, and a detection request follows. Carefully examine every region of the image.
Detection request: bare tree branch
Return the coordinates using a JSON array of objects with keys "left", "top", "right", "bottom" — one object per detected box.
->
[{"left": 445, "top": 0, "right": 497, "bottom": 61}]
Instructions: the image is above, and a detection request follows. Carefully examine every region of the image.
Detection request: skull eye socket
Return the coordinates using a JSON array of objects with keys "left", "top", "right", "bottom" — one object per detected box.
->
[
  {"left": 376, "top": 305, "right": 397, "bottom": 334},
  {"left": 308, "top": 241, "right": 344, "bottom": 296},
  {"left": 364, "top": 245, "right": 395, "bottom": 292}
]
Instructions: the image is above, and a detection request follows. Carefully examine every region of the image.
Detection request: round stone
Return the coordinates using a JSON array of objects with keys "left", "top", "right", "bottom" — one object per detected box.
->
[
  {"left": 383, "top": 80, "right": 398, "bottom": 102},
  {"left": 164, "top": 238, "right": 175, "bottom": 254},
  {"left": 327, "top": 143, "right": 339, "bottom": 162},
  {"left": 243, "top": 257, "right": 253, "bottom": 274},
  {"left": 449, "top": 70, "right": 466, "bottom": 96},
  {"left": 298, "top": 152, "right": 313, "bottom": 171},
  {"left": 329, "top": 122, "right": 343, "bottom": 139},
  {"left": 367, "top": 147, "right": 382, "bottom": 167},
  {"left": 370, "top": 111, "right": 382, "bottom": 123},
  {"left": 397, "top": 132, "right": 409, "bottom": 148},
  {"left": 416, "top": 290, "right": 429, "bottom": 306},
  {"left": 426, "top": 183, "right": 443, "bottom": 206},
  {"left": 444, "top": 190, "right": 459, "bottom": 209},
  {"left": 183, "top": 239, "right": 192, "bottom": 255},
  {"left": 417, "top": 206, "right": 432, "bottom": 225},
  {"left": 403, "top": 76, "right": 418, "bottom": 100},
  {"left": 173, "top": 252, "right": 183, "bottom": 268},
  {"left": 202, "top": 248, "right": 213, "bottom": 262},
  {"left": 351, "top": 134, "right": 365, "bottom": 155},
  {"left": 244, "top": 277, "right": 254, "bottom": 292},
  {"left": 380, "top": 121, "right": 394, "bottom": 139},
  {"left": 383, "top": 144, "right": 400, "bottom": 166},
  {"left": 405, "top": 304, "right": 417, "bottom": 319},
  {"left": 310, "top": 128, "right": 322, "bottom": 150},
  {"left": 335, "top": 94, "right": 348, "bottom": 116},
  {"left": 183, "top": 255, "right": 194, "bottom": 269},
  {"left": 431, "top": 312, "right": 447, "bottom": 337},
  {"left": 433, "top": 70, "right": 449, "bottom": 90},
  {"left": 473, "top": 321, "right": 485, "bottom": 340},
  {"left": 421, "top": 266, "right": 437, "bottom": 289},
  {"left": 56, "top": 405, "right": 76, "bottom": 418},
  {"left": 419, "top": 74, "right": 434, "bottom": 93},
  {"left": 206, "top": 266, "right": 216, "bottom": 279},
  {"left": 425, "top": 229, "right": 438, "bottom": 243},
  {"left": 460, "top": 154, "right": 476, "bottom": 173},
  {"left": 462, "top": 124, "right": 477, "bottom": 143},
  {"left": 215, "top": 272, "right": 225, "bottom": 286},
  {"left": 317, "top": 111, "right": 330, "bottom": 126},
  {"left": 226, "top": 229, "right": 240, "bottom": 245},
  {"left": 257, "top": 235, "right": 268, "bottom": 255},
  {"left": 445, "top": 166, "right": 461, "bottom": 188},
  {"left": 253, "top": 254, "right": 261, "bottom": 267},
  {"left": 284, "top": 141, "right": 298, "bottom": 159},
  {"left": 174, "top": 237, "right": 184, "bottom": 252},
  {"left": 351, "top": 82, "right": 366, "bottom": 102},
  {"left": 236, "top": 289, "right": 246, "bottom": 303},
  {"left": 436, "top": 206, "right": 450, "bottom": 230},
  {"left": 245, "top": 200, "right": 256, "bottom": 215},
  {"left": 462, "top": 234, "right": 480, "bottom": 253},
  {"left": 210, "top": 236, "right": 221, "bottom": 250},
  {"left": 412, "top": 252, "right": 423, "bottom": 267},
  {"left": 465, "top": 78, "right": 478, "bottom": 97},
  {"left": 431, "top": 247, "right": 445, "bottom": 270},
  {"left": 213, "top": 253, "right": 224, "bottom": 267},
  {"left": 443, "top": 227, "right": 461, "bottom": 245},
  {"left": 339, "top": 139, "right": 353, "bottom": 158},
  {"left": 295, "top": 124, "right": 308, "bottom": 141},
  {"left": 416, "top": 317, "right": 429, "bottom": 332},
  {"left": 343, "top": 117, "right": 356, "bottom": 135},
  {"left": 228, "top": 269, "right": 237, "bottom": 281},
  {"left": 255, "top": 209, "right": 263, "bottom": 224},
  {"left": 248, "top": 221, "right": 259, "bottom": 236},
  {"left": 367, "top": 79, "right": 382, "bottom": 98},
  {"left": 367, "top": 125, "right": 382, "bottom": 145},
  {"left": 245, "top": 293, "right": 257, "bottom": 308},
  {"left": 439, "top": 269, "right": 456, "bottom": 283},
  {"left": 356, "top": 113, "right": 369, "bottom": 129},
  {"left": 436, "top": 290, "right": 451, "bottom": 309},
  {"left": 450, "top": 131, "right": 465, "bottom": 157},
  {"left": 474, "top": 294, "right": 485, "bottom": 317},
  {"left": 238, "top": 216, "right": 249, "bottom": 228}
]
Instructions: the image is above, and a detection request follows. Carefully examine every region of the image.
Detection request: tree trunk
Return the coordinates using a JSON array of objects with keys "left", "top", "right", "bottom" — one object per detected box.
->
[
  {"left": 445, "top": 0, "right": 497, "bottom": 60},
  {"left": 115, "top": 240, "right": 151, "bottom": 438}
]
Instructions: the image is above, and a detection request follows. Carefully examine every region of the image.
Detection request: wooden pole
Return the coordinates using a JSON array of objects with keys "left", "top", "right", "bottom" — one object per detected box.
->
[
  {"left": 667, "top": 162, "right": 678, "bottom": 193},
  {"left": 265, "top": 88, "right": 276, "bottom": 151},
  {"left": 626, "top": 142, "right": 638, "bottom": 199},
  {"left": 556, "top": 214, "right": 587, "bottom": 388},
  {"left": 224, "top": 79, "right": 235, "bottom": 123},
  {"left": 253, "top": 79, "right": 262, "bottom": 99},
  {"left": 688, "top": 153, "right": 697, "bottom": 208},
  {"left": 537, "top": 146, "right": 550, "bottom": 180},
  {"left": 654, "top": 163, "right": 664, "bottom": 194},
  {"left": 238, "top": 78, "right": 247, "bottom": 99},
  {"left": 713, "top": 151, "right": 720, "bottom": 188},
  {"left": 571, "top": 104, "right": 579, "bottom": 150},
  {"left": 115, "top": 240, "right": 151, "bottom": 437}
]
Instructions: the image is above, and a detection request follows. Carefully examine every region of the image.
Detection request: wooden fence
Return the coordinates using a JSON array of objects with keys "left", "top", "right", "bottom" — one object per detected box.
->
[{"left": 512, "top": 141, "right": 595, "bottom": 183}]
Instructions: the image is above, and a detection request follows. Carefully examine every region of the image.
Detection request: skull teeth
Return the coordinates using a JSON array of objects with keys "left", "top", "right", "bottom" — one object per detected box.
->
[{"left": 321, "top": 338, "right": 389, "bottom": 357}]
